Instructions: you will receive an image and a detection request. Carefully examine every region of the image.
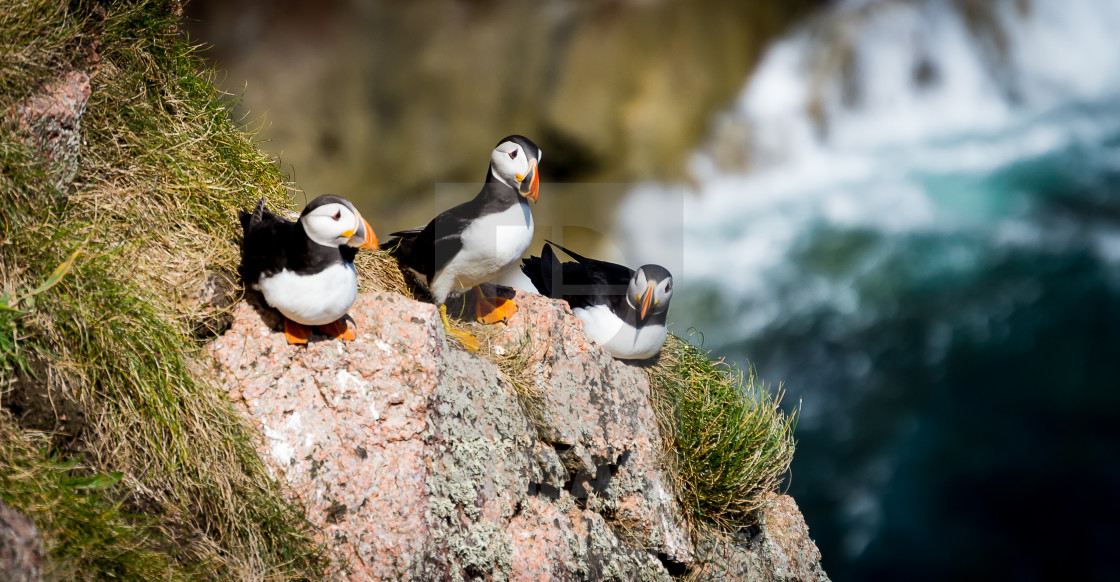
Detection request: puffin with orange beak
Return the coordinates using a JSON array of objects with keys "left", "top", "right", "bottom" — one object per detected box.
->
[
  {"left": 382, "top": 135, "right": 542, "bottom": 350},
  {"left": 522, "top": 241, "right": 673, "bottom": 360},
  {"left": 238, "top": 194, "right": 378, "bottom": 345}
]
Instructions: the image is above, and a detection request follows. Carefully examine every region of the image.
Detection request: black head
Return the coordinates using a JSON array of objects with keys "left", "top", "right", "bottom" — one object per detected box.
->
[
  {"left": 298, "top": 194, "right": 378, "bottom": 249},
  {"left": 490, "top": 135, "right": 543, "bottom": 202},
  {"left": 627, "top": 264, "right": 673, "bottom": 321},
  {"left": 495, "top": 135, "right": 543, "bottom": 162}
]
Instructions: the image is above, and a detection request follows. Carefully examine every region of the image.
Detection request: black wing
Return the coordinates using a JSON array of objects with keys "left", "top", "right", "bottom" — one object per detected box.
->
[
  {"left": 521, "top": 243, "right": 562, "bottom": 297},
  {"left": 381, "top": 216, "right": 467, "bottom": 283},
  {"left": 381, "top": 194, "right": 499, "bottom": 283},
  {"left": 239, "top": 199, "right": 299, "bottom": 286},
  {"left": 547, "top": 240, "right": 634, "bottom": 288},
  {"left": 524, "top": 242, "right": 634, "bottom": 311}
]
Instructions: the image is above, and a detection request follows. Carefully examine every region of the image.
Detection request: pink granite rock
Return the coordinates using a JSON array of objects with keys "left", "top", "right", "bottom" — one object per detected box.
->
[
  {"left": 210, "top": 290, "right": 826, "bottom": 580},
  {"left": 210, "top": 292, "right": 676, "bottom": 580},
  {"left": 0, "top": 501, "right": 42, "bottom": 582},
  {"left": 490, "top": 291, "right": 694, "bottom": 565},
  {"left": 690, "top": 493, "right": 831, "bottom": 582},
  {"left": 17, "top": 70, "right": 91, "bottom": 189}
]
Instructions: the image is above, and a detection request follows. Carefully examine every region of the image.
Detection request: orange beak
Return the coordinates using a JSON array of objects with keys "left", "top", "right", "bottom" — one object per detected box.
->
[
  {"left": 640, "top": 282, "right": 654, "bottom": 320},
  {"left": 358, "top": 215, "right": 378, "bottom": 249},
  {"left": 346, "top": 213, "right": 379, "bottom": 249},
  {"left": 518, "top": 158, "right": 539, "bottom": 203}
]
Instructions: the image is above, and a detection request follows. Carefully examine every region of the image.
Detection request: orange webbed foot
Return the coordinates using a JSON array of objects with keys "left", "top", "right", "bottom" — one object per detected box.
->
[
  {"left": 284, "top": 319, "right": 311, "bottom": 345},
  {"left": 472, "top": 286, "right": 518, "bottom": 324},
  {"left": 319, "top": 318, "right": 356, "bottom": 341}
]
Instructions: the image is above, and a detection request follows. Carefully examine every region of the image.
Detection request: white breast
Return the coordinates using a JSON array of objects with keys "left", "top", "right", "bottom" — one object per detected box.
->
[
  {"left": 573, "top": 304, "right": 668, "bottom": 360},
  {"left": 430, "top": 200, "right": 534, "bottom": 302},
  {"left": 256, "top": 262, "right": 358, "bottom": 326}
]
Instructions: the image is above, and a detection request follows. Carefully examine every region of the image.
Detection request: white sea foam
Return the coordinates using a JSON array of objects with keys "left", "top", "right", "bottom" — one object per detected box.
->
[{"left": 619, "top": 0, "right": 1120, "bottom": 341}]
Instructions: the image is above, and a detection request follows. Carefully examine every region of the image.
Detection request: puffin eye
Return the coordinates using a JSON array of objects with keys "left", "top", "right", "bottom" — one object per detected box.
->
[
  {"left": 509, "top": 149, "right": 518, "bottom": 160},
  {"left": 664, "top": 281, "right": 672, "bottom": 292},
  {"left": 332, "top": 210, "right": 342, "bottom": 221}
]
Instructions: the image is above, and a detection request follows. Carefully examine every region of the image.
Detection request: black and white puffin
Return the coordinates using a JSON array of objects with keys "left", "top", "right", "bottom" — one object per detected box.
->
[
  {"left": 239, "top": 195, "right": 378, "bottom": 345},
  {"left": 522, "top": 241, "right": 673, "bottom": 360},
  {"left": 382, "top": 135, "right": 542, "bottom": 349}
]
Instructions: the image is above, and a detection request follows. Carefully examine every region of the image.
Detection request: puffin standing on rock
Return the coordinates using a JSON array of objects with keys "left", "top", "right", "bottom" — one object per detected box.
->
[
  {"left": 239, "top": 195, "right": 378, "bottom": 345},
  {"left": 522, "top": 242, "right": 673, "bottom": 360},
  {"left": 382, "top": 135, "right": 542, "bottom": 350}
]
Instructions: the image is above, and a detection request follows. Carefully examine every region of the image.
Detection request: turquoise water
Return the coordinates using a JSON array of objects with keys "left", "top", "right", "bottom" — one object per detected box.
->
[
  {"left": 621, "top": 1, "right": 1120, "bottom": 578},
  {"left": 736, "top": 142, "right": 1120, "bottom": 579}
]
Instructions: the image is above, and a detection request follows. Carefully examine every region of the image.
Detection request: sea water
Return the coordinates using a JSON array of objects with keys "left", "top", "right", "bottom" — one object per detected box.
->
[{"left": 620, "top": 0, "right": 1120, "bottom": 579}]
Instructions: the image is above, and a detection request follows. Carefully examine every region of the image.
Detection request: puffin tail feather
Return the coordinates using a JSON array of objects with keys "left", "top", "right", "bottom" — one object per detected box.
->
[
  {"left": 380, "top": 225, "right": 425, "bottom": 252},
  {"left": 239, "top": 198, "right": 268, "bottom": 233},
  {"left": 251, "top": 198, "right": 266, "bottom": 226},
  {"left": 528, "top": 243, "right": 562, "bottom": 298}
]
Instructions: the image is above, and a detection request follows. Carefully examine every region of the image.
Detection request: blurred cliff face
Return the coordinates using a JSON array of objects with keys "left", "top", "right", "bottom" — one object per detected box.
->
[{"left": 185, "top": 0, "right": 817, "bottom": 218}]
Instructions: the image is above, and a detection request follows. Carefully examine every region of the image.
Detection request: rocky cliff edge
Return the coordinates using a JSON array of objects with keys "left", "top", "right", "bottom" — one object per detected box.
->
[{"left": 208, "top": 290, "right": 829, "bottom": 581}]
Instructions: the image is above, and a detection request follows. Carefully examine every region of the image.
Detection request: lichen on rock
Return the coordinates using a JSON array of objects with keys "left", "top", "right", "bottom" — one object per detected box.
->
[
  {"left": 0, "top": 501, "right": 43, "bottom": 582},
  {"left": 210, "top": 289, "right": 826, "bottom": 580},
  {"left": 17, "top": 70, "right": 91, "bottom": 190}
]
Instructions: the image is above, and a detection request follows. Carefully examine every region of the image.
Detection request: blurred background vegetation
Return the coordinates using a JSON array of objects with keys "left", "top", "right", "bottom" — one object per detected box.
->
[{"left": 184, "top": 0, "right": 821, "bottom": 236}]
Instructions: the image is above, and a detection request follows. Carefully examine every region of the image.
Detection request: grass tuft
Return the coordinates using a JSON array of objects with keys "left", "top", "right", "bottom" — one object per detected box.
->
[
  {"left": 487, "top": 328, "right": 548, "bottom": 429},
  {"left": 354, "top": 248, "right": 413, "bottom": 296},
  {"left": 2, "top": 1, "right": 325, "bottom": 578},
  {"left": 0, "top": 416, "right": 194, "bottom": 581},
  {"left": 647, "top": 334, "right": 797, "bottom": 533}
]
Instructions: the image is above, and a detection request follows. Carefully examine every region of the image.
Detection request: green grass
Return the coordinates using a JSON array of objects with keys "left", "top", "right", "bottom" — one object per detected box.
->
[
  {"left": 0, "top": 418, "right": 193, "bottom": 581},
  {"left": 1, "top": 1, "right": 324, "bottom": 579},
  {"left": 2, "top": 2, "right": 799, "bottom": 579},
  {"left": 647, "top": 334, "right": 797, "bottom": 533}
]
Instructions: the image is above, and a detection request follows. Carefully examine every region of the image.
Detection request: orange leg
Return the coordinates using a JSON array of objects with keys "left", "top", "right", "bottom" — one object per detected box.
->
[
  {"left": 284, "top": 318, "right": 312, "bottom": 345},
  {"left": 319, "top": 318, "right": 356, "bottom": 341},
  {"left": 472, "top": 286, "right": 518, "bottom": 324}
]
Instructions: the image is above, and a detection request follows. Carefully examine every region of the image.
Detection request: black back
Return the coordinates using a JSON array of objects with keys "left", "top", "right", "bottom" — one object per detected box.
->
[
  {"left": 238, "top": 198, "right": 355, "bottom": 285},
  {"left": 498, "top": 134, "right": 542, "bottom": 162},
  {"left": 522, "top": 241, "right": 657, "bottom": 325},
  {"left": 381, "top": 135, "right": 541, "bottom": 284},
  {"left": 381, "top": 174, "right": 521, "bottom": 283}
]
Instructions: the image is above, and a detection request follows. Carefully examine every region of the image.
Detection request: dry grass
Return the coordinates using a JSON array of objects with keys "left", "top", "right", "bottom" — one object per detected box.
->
[
  {"left": 486, "top": 327, "right": 548, "bottom": 429},
  {"left": 354, "top": 248, "right": 413, "bottom": 296},
  {"left": 1, "top": 1, "right": 324, "bottom": 579},
  {"left": 0, "top": 415, "right": 194, "bottom": 581},
  {"left": 646, "top": 334, "right": 798, "bottom": 535},
  {"left": 4, "top": 3, "right": 797, "bottom": 581}
]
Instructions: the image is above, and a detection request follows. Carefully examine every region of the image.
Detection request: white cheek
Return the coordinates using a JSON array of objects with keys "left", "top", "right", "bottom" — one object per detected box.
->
[{"left": 304, "top": 217, "right": 346, "bottom": 247}]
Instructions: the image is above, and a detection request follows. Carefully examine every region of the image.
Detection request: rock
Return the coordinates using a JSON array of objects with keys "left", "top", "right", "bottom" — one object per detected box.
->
[
  {"left": 210, "top": 291, "right": 686, "bottom": 580},
  {"left": 494, "top": 291, "right": 694, "bottom": 566},
  {"left": 17, "top": 70, "right": 91, "bottom": 190},
  {"left": 691, "top": 494, "right": 831, "bottom": 582},
  {"left": 209, "top": 290, "right": 826, "bottom": 580},
  {"left": 0, "top": 501, "right": 43, "bottom": 582}
]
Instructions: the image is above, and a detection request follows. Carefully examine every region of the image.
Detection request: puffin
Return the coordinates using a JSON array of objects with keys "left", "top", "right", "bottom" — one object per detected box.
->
[
  {"left": 238, "top": 194, "right": 378, "bottom": 345},
  {"left": 382, "top": 135, "right": 542, "bottom": 350},
  {"left": 522, "top": 241, "right": 673, "bottom": 360}
]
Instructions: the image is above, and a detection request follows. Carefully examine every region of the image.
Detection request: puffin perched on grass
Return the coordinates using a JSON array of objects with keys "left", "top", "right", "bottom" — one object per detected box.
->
[
  {"left": 522, "top": 241, "right": 673, "bottom": 360},
  {"left": 382, "top": 135, "right": 542, "bottom": 350},
  {"left": 239, "top": 195, "right": 377, "bottom": 345}
]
